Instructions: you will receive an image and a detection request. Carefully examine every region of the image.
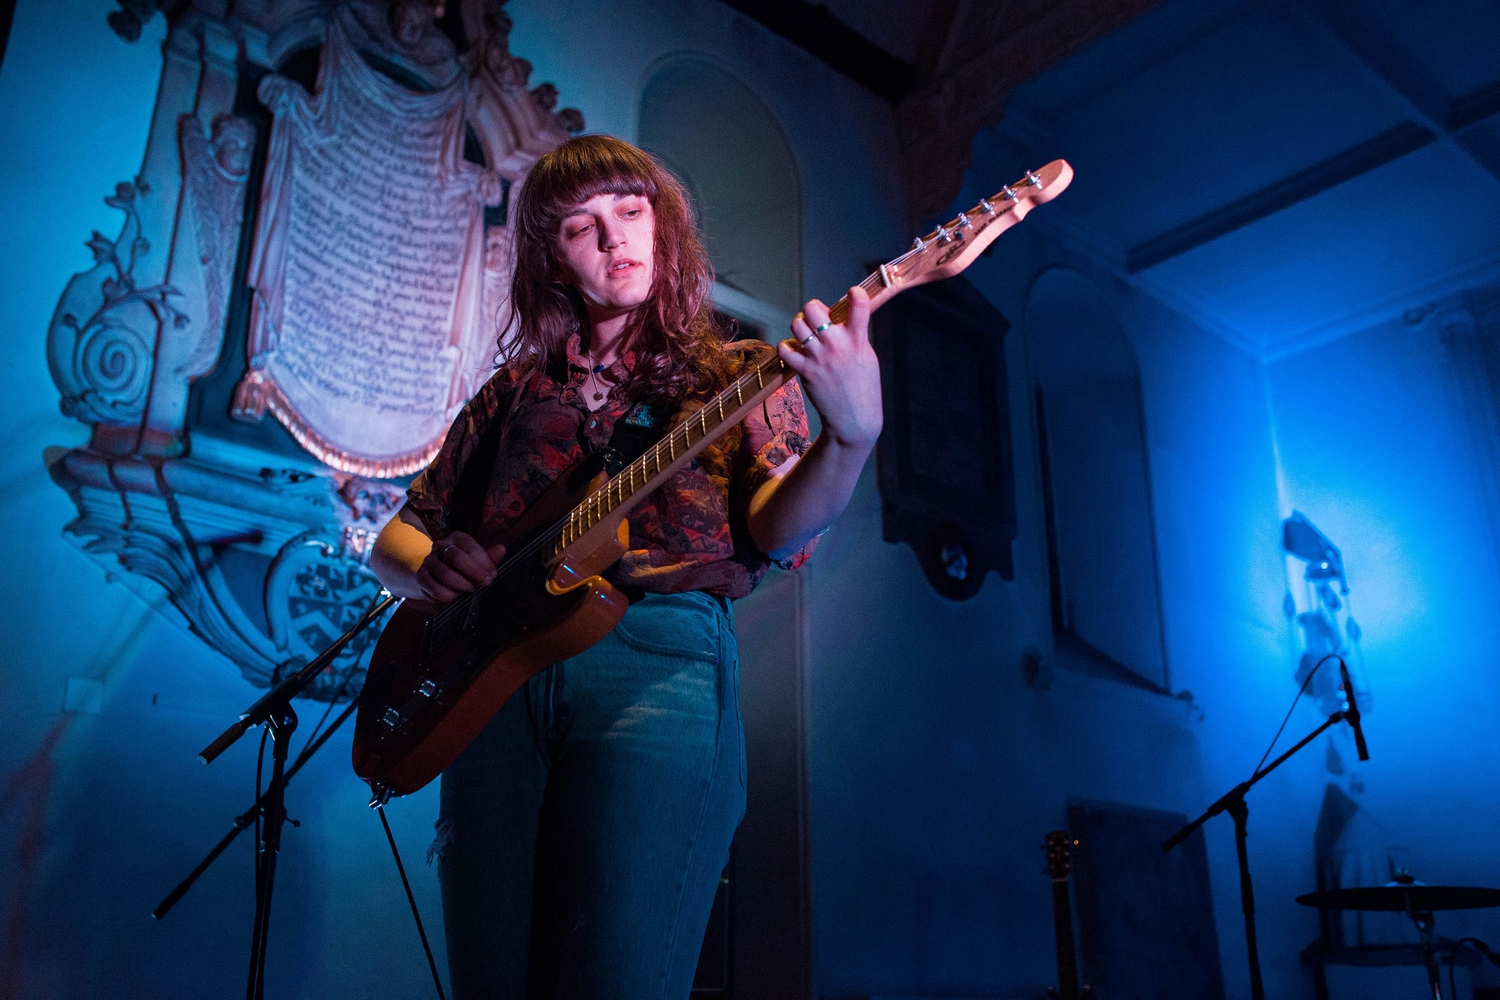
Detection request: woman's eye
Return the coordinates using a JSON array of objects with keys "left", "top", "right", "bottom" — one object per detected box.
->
[{"left": 569, "top": 224, "right": 592, "bottom": 238}]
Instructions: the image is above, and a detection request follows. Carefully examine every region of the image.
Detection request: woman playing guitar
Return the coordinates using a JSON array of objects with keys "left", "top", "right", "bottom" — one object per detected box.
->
[{"left": 369, "top": 134, "right": 883, "bottom": 999}]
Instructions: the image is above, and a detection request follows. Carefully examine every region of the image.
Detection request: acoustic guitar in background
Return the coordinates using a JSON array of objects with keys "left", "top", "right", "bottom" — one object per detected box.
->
[{"left": 1045, "top": 830, "right": 1094, "bottom": 1000}]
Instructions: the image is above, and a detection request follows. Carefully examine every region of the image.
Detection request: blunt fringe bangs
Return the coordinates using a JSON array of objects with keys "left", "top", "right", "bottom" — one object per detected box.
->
[{"left": 504, "top": 134, "right": 728, "bottom": 403}]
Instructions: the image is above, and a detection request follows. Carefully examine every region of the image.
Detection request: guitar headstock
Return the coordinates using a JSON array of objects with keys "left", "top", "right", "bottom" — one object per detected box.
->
[
  {"left": 877, "top": 159, "right": 1073, "bottom": 297},
  {"left": 1044, "top": 830, "right": 1075, "bottom": 882}
]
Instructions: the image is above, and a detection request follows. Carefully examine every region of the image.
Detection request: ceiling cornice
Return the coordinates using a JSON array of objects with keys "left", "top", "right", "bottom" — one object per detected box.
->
[{"left": 897, "top": 0, "right": 1158, "bottom": 231}]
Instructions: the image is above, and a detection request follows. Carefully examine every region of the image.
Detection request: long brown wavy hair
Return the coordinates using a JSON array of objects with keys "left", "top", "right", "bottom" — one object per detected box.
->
[{"left": 504, "top": 134, "right": 729, "bottom": 402}]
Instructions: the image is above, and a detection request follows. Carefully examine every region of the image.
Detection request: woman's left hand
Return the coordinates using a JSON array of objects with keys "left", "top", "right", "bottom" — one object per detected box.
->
[{"left": 778, "top": 285, "right": 883, "bottom": 451}]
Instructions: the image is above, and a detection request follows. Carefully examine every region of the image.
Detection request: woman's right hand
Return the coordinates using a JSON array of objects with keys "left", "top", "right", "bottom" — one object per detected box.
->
[{"left": 415, "top": 531, "right": 507, "bottom": 603}]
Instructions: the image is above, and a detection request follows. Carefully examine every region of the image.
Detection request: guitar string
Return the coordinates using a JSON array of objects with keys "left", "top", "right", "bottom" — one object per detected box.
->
[
  {"left": 427, "top": 354, "right": 789, "bottom": 637},
  {"left": 502, "top": 172, "right": 1041, "bottom": 549},
  {"left": 426, "top": 175, "right": 1039, "bottom": 638}
]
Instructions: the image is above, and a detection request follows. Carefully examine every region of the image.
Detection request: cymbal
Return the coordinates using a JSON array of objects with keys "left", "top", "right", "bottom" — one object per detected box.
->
[{"left": 1297, "top": 885, "right": 1500, "bottom": 912}]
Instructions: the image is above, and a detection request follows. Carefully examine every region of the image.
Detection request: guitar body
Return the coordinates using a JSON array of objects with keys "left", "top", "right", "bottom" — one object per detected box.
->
[
  {"left": 353, "top": 577, "right": 627, "bottom": 795},
  {"left": 353, "top": 462, "right": 631, "bottom": 797}
]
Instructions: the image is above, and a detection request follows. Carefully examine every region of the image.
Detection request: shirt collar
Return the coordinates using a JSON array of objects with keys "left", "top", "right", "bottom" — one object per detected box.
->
[{"left": 565, "top": 331, "right": 637, "bottom": 378}]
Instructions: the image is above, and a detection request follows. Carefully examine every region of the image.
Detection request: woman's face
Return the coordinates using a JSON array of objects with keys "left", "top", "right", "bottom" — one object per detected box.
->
[{"left": 553, "top": 191, "right": 655, "bottom": 326}]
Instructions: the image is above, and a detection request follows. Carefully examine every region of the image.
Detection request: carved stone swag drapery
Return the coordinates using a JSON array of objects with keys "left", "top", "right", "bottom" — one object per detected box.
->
[{"left": 47, "top": 0, "right": 581, "bottom": 696}]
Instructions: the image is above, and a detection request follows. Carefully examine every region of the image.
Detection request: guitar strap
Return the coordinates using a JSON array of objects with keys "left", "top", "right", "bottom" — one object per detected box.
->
[{"left": 449, "top": 355, "right": 665, "bottom": 536}]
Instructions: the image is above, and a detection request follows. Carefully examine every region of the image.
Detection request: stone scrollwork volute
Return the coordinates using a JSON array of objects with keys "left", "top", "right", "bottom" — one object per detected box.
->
[
  {"left": 47, "top": 179, "right": 189, "bottom": 427},
  {"left": 465, "top": 1, "right": 583, "bottom": 179}
]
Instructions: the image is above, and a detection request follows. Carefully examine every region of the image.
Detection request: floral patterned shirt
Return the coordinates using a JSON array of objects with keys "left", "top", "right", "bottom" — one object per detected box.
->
[{"left": 405, "top": 334, "right": 817, "bottom": 599}]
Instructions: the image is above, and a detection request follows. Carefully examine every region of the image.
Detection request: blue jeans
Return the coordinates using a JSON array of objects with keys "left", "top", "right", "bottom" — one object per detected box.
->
[{"left": 434, "top": 590, "right": 746, "bottom": 1000}]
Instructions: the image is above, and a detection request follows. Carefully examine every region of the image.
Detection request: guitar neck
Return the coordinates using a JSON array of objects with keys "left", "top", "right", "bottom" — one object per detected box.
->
[
  {"left": 549, "top": 160, "right": 1069, "bottom": 564},
  {"left": 1052, "top": 877, "right": 1082, "bottom": 1000},
  {"left": 550, "top": 348, "right": 795, "bottom": 563}
]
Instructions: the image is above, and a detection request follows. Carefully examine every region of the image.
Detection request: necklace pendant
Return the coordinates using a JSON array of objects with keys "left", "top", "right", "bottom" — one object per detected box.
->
[{"left": 593, "top": 391, "right": 604, "bottom": 401}]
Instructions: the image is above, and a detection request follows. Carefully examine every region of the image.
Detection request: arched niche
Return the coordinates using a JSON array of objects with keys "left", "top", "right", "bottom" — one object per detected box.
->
[
  {"left": 1026, "top": 268, "right": 1169, "bottom": 690},
  {"left": 638, "top": 58, "right": 812, "bottom": 999},
  {"left": 638, "top": 57, "right": 802, "bottom": 317}
]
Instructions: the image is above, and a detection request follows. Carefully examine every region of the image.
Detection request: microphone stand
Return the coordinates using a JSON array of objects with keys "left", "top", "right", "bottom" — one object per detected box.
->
[
  {"left": 1162, "top": 703, "right": 1362, "bottom": 1000},
  {"left": 154, "top": 592, "right": 397, "bottom": 1000}
]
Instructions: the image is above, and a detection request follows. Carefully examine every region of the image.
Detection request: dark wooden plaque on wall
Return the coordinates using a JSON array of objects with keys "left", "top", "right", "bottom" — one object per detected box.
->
[{"left": 872, "top": 275, "right": 1016, "bottom": 600}]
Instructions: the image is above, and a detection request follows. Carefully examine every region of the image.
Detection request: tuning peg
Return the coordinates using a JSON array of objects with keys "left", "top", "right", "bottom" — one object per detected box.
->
[
  {"left": 955, "top": 214, "right": 972, "bottom": 229},
  {"left": 911, "top": 235, "right": 927, "bottom": 251},
  {"left": 1026, "top": 170, "right": 1042, "bottom": 186},
  {"left": 1001, "top": 185, "right": 1018, "bottom": 201},
  {"left": 978, "top": 198, "right": 995, "bottom": 214}
]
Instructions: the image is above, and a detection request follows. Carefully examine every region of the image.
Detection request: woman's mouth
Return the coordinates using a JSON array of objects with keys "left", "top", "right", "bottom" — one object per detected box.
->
[{"left": 607, "top": 259, "right": 641, "bottom": 278}]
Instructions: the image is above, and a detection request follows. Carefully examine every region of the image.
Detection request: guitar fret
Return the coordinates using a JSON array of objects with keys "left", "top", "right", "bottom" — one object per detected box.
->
[
  {"left": 560, "top": 339, "right": 805, "bottom": 557},
  {"left": 560, "top": 346, "right": 796, "bottom": 559}
]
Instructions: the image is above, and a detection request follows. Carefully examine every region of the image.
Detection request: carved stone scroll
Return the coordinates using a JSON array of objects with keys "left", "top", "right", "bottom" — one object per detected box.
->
[
  {"left": 178, "top": 113, "right": 254, "bottom": 380},
  {"left": 232, "top": 17, "right": 502, "bottom": 477}
]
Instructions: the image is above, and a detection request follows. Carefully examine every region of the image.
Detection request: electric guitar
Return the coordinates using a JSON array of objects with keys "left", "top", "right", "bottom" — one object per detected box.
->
[
  {"left": 352, "top": 160, "right": 1074, "bottom": 797},
  {"left": 1044, "top": 830, "right": 1093, "bottom": 1000}
]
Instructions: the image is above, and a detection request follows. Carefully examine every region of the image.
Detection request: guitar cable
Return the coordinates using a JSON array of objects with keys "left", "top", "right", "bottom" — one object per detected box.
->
[
  {"left": 1251, "top": 652, "right": 1344, "bottom": 776},
  {"left": 377, "top": 803, "right": 448, "bottom": 1000},
  {"left": 1449, "top": 937, "right": 1500, "bottom": 999}
]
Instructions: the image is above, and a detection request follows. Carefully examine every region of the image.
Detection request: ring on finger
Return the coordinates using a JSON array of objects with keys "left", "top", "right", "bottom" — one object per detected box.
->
[{"left": 813, "top": 321, "right": 832, "bottom": 333}]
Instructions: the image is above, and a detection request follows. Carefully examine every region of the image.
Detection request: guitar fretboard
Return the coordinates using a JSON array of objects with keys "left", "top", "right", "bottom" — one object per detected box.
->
[
  {"left": 549, "top": 251, "right": 944, "bottom": 557},
  {"left": 553, "top": 354, "right": 789, "bottom": 555}
]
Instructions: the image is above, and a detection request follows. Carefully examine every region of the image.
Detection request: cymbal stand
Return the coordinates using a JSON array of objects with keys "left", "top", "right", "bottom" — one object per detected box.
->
[
  {"left": 1163, "top": 704, "right": 1359, "bottom": 1000},
  {"left": 1406, "top": 901, "right": 1442, "bottom": 1000}
]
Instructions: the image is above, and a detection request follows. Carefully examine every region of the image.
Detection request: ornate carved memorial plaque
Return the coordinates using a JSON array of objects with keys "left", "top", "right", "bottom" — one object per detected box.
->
[
  {"left": 232, "top": 18, "right": 501, "bottom": 477},
  {"left": 48, "top": 1, "right": 581, "bottom": 694}
]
